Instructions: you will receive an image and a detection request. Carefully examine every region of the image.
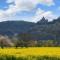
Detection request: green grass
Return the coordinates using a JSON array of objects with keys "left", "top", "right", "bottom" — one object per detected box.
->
[{"left": 0, "top": 55, "right": 60, "bottom": 60}]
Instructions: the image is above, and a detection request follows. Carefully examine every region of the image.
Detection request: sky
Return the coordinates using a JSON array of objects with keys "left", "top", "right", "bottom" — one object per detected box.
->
[{"left": 0, "top": 0, "right": 60, "bottom": 22}]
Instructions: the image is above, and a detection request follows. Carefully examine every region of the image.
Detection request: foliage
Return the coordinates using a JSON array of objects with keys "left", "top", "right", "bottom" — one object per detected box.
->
[
  {"left": 0, "top": 35, "right": 60, "bottom": 47},
  {"left": 0, "top": 17, "right": 60, "bottom": 47},
  {"left": 0, "top": 55, "right": 59, "bottom": 60}
]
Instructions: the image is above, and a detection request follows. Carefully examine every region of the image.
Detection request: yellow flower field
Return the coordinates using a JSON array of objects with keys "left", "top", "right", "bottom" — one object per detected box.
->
[{"left": 0, "top": 47, "right": 60, "bottom": 57}]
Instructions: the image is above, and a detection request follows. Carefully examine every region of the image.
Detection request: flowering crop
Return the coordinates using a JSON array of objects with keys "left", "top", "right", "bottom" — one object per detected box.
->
[{"left": 0, "top": 47, "right": 60, "bottom": 57}]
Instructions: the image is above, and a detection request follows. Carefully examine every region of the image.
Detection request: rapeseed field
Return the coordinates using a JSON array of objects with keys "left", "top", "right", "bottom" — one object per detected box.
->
[{"left": 0, "top": 47, "right": 60, "bottom": 60}]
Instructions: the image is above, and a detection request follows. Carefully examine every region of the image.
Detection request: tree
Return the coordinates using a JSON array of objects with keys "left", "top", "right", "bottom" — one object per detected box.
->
[{"left": 37, "top": 17, "right": 48, "bottom": 25}]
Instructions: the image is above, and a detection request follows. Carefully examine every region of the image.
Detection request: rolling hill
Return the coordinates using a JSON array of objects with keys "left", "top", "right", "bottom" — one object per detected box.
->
[{"left": 0, "top": 17, "right": 60, "bottom": 40}]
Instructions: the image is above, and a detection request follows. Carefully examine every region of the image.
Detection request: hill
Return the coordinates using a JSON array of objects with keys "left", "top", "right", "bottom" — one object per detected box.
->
[
  {"left": 0, "top": 21, "right": 35, "bottom": 36},
  {"left": 0, "top": 17, "right": 60, "bottom": 40},
  {"left": 25, "top": 17, "right": 60, "bottom": 40},
  {"left": 0, "top": 17, "right": 60, "bottom": 47}
]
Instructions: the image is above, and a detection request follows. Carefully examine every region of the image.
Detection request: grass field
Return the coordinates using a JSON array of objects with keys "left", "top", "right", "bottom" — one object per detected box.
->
[{"left": 0, "top": 47, "right": 60, "bottom": 60}]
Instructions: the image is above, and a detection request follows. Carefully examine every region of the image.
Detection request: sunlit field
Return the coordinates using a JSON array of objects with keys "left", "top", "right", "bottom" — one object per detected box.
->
[{"left": 0, "top": 47, "right": 60, "bottom": 60}]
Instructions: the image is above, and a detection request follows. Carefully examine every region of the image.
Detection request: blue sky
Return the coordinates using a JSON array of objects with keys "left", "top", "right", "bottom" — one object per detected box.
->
[{"left": 0, "top": 0, "right": 60, "bottom": 22}]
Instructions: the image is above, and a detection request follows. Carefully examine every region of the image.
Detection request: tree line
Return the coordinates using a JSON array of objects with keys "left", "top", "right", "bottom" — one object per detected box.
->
[{"left": 0, "top": 34, "right": 60, "bottom": 48}]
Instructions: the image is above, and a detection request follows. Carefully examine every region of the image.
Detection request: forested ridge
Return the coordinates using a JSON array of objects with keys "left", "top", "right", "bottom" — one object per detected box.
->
[{"left": 0, "top": 17, "right": 60, "bottom": 47}]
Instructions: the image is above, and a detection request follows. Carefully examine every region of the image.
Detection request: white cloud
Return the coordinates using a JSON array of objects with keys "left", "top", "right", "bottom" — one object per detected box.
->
[
  {"left": 32, "top": 8, "right": 57, "bottom": 22},
  {"left": 6, "top": 0, "right": 14, "bottom": 3},
  {"left": 0, "top": 0, "right": 55, "bottom": 22},
  {"left": 7, "top": 0, "right": 55, "bottom": 6},
  {"left": 7, "top": 0, "right": 35, "bottom": 11},
  {"left": 41, "top": 0, "right": 55, "bottom": 6},
  {"left": 6, "top": 0, "right": 55, "bottom": 14},
  {"left": 42, "top": 11, "right": 57, "bottom": 21},
  {"left": 30, "top": 0, "right": 55, "bottom": 6}
]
